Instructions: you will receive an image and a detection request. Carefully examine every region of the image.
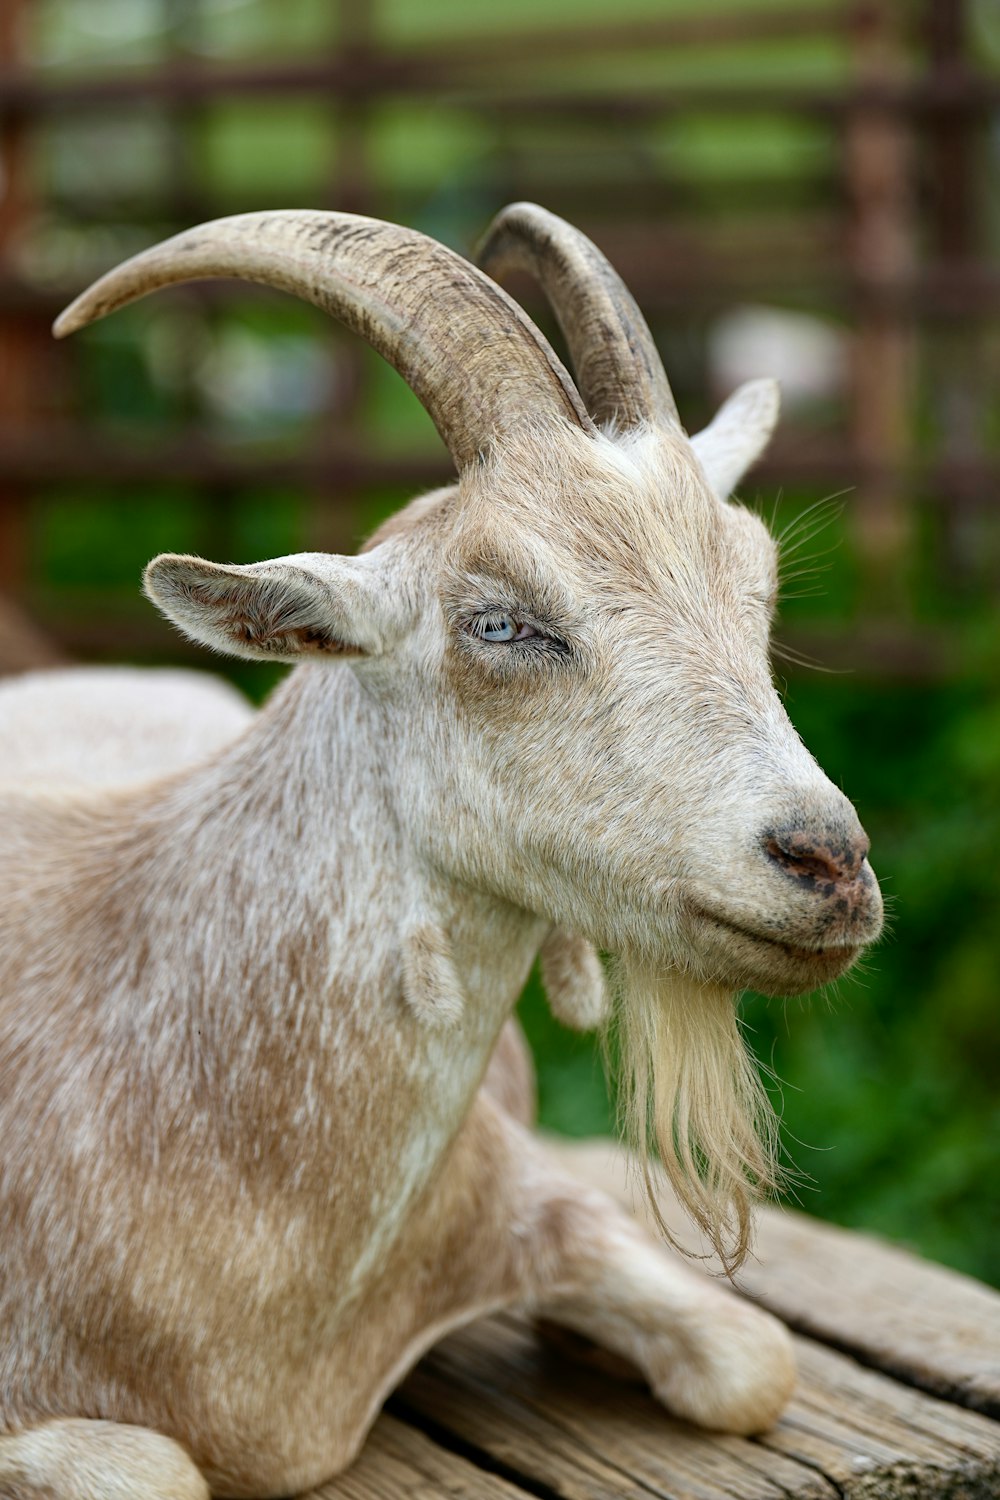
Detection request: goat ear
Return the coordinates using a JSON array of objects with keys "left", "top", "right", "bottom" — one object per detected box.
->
[
  {"left": 143, "top": 550, "right": 397, "bottom": 663},
  {"left": 690, "top": 377, "right": 780, "bottom": 500}
]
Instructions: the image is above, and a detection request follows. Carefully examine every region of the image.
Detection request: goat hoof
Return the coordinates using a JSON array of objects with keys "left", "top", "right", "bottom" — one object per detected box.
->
[{"left": 652, "top": 1301, "right": 796, "bottom": 1435}]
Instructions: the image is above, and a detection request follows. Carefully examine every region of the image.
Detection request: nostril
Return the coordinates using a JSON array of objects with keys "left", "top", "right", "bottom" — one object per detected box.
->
[
  {"left": 764, "top": 837, "right": 837, "bottom": 884},
  {"left": 764, "top": 828, "right": 869, "bottom": 887}
]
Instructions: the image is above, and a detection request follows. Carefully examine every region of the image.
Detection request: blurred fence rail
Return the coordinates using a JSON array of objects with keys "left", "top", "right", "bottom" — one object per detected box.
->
[{"left": 0, "top": 0, "right": 997, "bottom": 675}]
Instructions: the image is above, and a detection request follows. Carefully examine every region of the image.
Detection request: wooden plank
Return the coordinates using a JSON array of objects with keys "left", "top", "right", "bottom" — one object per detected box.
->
[
  {"left": 762, "top": 1340, "right": 1000, "bottom": 1496},
  {"left": 547, "top": 1140, "right": 1000, "bottom": 1418},
  {"left": 5, "top": 426, "right": 1000, "bottom": 502},
  {"left": 747, "top": 1212, "right": 1000, "bottom": 1417},
  {"left": 0, "top": 0, "right": 31, "bottom": 596},
  {"left": 844, "top": 0, "right": 915, "bottom": 600},
  {"left": 0, "top": 6, "right": 846, "bottom": 123},
  {"left": 304, "top": 1412, "right": 531, "bottom": 1500},
  {"left": 11, "top": 260, "right": 1000, "bottom": 322},
  {"left": 2, "top": 67, "right": 998, "bottom": 120},
  {"left": 396, "top": 1315, "right": 835, "bottom": 1500},
  {"left": 393, "top": 1312, "right": 1000, "bottom": 1500}
]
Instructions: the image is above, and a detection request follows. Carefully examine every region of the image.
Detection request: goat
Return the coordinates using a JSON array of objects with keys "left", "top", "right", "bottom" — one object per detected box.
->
[{"left": 0, "top": 204, "right": 883, "bottom": 1500}]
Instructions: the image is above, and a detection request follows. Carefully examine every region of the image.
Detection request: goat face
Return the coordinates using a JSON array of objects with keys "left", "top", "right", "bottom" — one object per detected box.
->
[{"left": 387, "top": 421, "right": 883, "bottom": 999}]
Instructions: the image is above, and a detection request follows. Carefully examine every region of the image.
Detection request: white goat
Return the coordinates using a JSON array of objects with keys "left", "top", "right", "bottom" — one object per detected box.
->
[{"left": 0, "top": 205, "right": 883, "bottom": 1500}]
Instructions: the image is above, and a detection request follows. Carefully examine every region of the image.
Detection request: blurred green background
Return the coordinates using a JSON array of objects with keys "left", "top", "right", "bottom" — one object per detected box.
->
[{"left": 1, "top": 0, "right": 998, "bottom": 1283}]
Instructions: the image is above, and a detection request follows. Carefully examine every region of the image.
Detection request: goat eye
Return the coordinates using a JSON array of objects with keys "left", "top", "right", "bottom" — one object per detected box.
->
[
  {"left": 473, "top": 614, "right": 537, "bottom": 643},
  {"left": 482, "top": 615, "right": 517, "bottom": 642}
]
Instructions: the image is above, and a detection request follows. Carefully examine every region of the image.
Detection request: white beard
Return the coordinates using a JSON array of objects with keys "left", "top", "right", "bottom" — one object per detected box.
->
[{"left": 608, "top": 957, "right": 782, "bottom": 1274}]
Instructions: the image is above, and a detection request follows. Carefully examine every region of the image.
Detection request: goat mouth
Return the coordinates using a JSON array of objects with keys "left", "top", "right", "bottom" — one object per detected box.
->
[{"left": 689, "top": 902, "right": 864, "bottom": 975}]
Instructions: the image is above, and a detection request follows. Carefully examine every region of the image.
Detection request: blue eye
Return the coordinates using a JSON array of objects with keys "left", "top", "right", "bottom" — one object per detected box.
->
[
  {"left": 481, "top": 615, "right": 518, "bottom": 642},
  {"left": 472, "top": 613, "right": 538, "bottom": 643}
]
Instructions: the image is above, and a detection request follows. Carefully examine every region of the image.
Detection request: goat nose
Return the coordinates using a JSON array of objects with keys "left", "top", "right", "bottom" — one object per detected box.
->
[{"left": 764, "top": 826, "right": 870, "bottom": 888}]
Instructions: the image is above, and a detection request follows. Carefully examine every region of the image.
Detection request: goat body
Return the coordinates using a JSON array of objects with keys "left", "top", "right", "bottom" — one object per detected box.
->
[{"left": 0, "top": 206, "right": 882, "bottom": 1500}]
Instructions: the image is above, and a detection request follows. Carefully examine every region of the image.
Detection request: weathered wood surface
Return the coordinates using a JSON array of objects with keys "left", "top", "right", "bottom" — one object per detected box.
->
[
  {"left": 309, "top": 1414, "right": 527, "bottom": 1500},
  {"left": 304, "top": 1138, "right": 1000, "bottom": 1500},
  {"left": 548, "top": 1138, "right": 1000, "bottom": 1418},
  {"left": 309, "top": 1312, "right": 1000, "bottom": 1500}
]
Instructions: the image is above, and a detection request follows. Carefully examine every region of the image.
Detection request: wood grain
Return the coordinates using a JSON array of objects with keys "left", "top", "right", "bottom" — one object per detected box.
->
[
  {"left": 546, "top": 1136, "right": 1000, "bottom": 1417},
  {"left": 389, "top": 1312, "right": 1000, "bottom": 1499},
  {"left": 306, "top": 1413, "right": 531, "bottom": 1500}
]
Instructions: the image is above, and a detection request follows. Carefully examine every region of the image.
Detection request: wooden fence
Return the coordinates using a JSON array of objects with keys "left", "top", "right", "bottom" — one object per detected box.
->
[{"left": 0, "top": 0, "right": 996, "bottom": 675}]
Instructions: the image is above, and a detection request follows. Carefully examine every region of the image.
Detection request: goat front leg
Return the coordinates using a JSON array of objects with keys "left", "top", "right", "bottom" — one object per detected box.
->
[{"left": 497, "top": 1116, "right": 795, "bottom": 1435}]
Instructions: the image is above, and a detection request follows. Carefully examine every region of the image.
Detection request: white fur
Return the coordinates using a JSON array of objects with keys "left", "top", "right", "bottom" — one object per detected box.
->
[{"left": 691, "top": 377, "right": 780, "bottom": 499}]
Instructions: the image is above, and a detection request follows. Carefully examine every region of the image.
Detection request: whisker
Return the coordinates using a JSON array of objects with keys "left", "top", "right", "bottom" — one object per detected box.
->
[
  {"left": 779, "top": 558, "right": 836, "bottom": 582},
  {"left": 779, "top": 586, "right": 831, "bottom": 602},
  {"left": 780, "top": 516, "right": 845, "bottom": 567},
  {"left": 775, "top": 490, "right": 851, "bottom": 549},
  {"left": 770, "top": 639, "right": 849, "bottom": 675}
]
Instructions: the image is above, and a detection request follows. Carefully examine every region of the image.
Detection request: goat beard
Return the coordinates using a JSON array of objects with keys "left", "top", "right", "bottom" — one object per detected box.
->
[{"left": 606, "top": 955, "right": 782, "bottom": 1277}]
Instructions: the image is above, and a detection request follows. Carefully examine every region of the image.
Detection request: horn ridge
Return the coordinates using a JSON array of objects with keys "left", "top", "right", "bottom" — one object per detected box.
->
[
  {"left": 54, "top": 210, "right": 597, "bottom": 468},
  {"left": 477, "top": 201, "right": 680, "bottom": 434}
]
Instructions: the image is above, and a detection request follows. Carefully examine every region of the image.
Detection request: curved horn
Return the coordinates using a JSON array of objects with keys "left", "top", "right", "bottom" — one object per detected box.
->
[
  {"left": 54, "top": 211, "right": 596, "bottom": 468},
  {"left": 477, "top": 202, "right": 680, "bottom": 434}
]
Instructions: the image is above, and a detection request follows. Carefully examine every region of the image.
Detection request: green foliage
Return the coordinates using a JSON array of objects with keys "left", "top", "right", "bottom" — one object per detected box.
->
[
  {"left": 757, "top": 668, "right": 1000, "bottom": 1283},
  {"left": 197, "top": 103, "right": 335, "bottom": 199}
]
